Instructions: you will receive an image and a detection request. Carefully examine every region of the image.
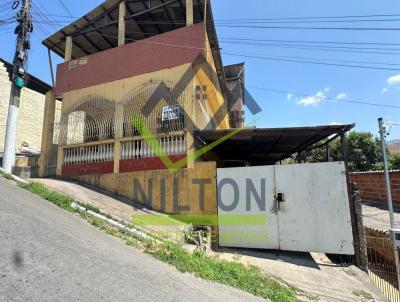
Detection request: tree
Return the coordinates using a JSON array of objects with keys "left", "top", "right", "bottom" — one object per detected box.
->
[
  {"left": 332, "top": 132, "right": 384, "bottom": 171},
  {"left": 389, "top": 153, "right": 400, "bottom": 170},
  {"left": 303, "top": 131, "right": 388, "bottom": 172}
]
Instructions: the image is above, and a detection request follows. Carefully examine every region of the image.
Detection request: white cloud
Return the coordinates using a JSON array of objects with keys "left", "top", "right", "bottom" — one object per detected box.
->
[
  {"left": 335, "top": 93, "right": 347, "bottom": 100},
  {"left": 297, "top": 90, "right": 326, "bottom": 107},
  {"left": 330, "top": 122, "right": 340, "bottom": 125},
  {"left": 387, "top": 74, "right": 400, "bottom": 85},
  {"left": 324, "top": 87, "right": 331, "bottom": 92},
  {"left": 287, "top": 93, "right": 293, "bottom": 101},
  {"left": 381, "top": 88, "right": 388, "bottom": 94}
]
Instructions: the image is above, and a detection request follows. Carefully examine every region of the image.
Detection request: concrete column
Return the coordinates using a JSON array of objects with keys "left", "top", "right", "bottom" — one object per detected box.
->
[
  {"left": 113, "top": 104, "right": 123, "bottom": 173},
  {"left": 56, "top": 146, "right": 63, "bottom": 177},
  {"left": 186, "top": 74, "right": 195, "bottom": 169},
  {"left": 118, "top": 1, "right": 126, "bottom": 47},
  {"left": 113, "top": 141, "right": 121, "bottom": 173},
  {"left": 186, "top": 0, "right": 193, "bottom": 26},
  {"left": 39, "top": 91, "right": 56, "bottom": 177},
  {"left": 65, "top": 36, "right": 73, "bottom": 62}
]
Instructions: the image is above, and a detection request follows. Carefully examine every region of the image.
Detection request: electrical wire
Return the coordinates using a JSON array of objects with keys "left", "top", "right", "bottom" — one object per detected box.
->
[
  {"left": 222, "top": 52, "right": 400, "bottom": 71},
  {"left": 56, "top": 0, "right": 73, "bottom": 19},
  {"left": 248, "top": 86, "right": 400, "bottom": 109},
  {"left": 23, "top": 11, "right": 400, "bottom": 22},
  {"left": 217, "top": 24, "right": 400, "bottom": 31},
  {"left": 34, "top": 21, "right": 400, "bottom": 57},
  {"left": 85, "top": 32, "right": 400, "bottom": 71}
]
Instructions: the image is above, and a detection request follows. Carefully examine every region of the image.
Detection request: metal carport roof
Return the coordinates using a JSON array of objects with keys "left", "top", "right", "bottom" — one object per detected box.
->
[{"left": 194, "top": 124, "right": 355, "bottom": 166}]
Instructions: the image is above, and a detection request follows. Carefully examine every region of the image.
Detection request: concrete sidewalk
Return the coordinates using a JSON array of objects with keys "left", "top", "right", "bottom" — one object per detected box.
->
[
  {"left": 35, "top": 178, "right": 189, "bottom": 244},
  {"left": 215, "top": 248, "right": 386, "bottom": 302}
]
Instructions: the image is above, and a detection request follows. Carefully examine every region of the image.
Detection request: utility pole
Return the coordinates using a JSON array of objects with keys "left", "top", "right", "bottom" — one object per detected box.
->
[
  {"left": 378, "top": 118, "right": 395, "bottom": 228},
  {"left": 378, "top": 117, "right": 400, "bottom": 290},
  {"left": 2, "top": 0, "right": 32, "bottom": 172}
]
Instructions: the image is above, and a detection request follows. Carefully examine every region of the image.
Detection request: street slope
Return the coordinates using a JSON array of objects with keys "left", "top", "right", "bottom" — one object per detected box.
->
[{"left": 0, "top": 178, "right": 264, "bottom": 302}]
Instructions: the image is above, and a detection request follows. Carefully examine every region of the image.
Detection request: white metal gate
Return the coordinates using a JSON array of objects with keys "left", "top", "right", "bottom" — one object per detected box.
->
[{"left": 217, "top": 162, "right": 355, "bottom": 254}]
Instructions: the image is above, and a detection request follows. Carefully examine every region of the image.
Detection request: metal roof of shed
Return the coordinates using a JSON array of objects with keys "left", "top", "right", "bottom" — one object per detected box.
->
[{"left": 195, "top": 124, "right": 355, "bottom": 165}]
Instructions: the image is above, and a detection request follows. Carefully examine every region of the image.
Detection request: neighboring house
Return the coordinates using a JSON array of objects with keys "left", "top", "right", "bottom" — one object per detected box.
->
[{"left": 0, "top": 58, "right": 52, "bottom": 154}]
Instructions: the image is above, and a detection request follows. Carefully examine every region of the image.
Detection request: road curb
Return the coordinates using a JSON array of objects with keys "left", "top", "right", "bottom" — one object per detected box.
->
[
  {"left": 71, "top": 202, "right": 159, "bottom": 244},
  {"left": 0, "top": 167, "right": 29, "bottom": 185}
]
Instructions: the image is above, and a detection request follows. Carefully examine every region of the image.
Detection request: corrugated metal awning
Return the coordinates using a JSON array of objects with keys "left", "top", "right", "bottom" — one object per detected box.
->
[{"left": 195, "top": 124, "right": 355, "bottom": 166}]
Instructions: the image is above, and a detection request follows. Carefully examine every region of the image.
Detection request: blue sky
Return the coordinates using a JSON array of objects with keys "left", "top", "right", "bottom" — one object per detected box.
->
[{"left": 0, "top": 0, "right": 399, "bottom": 139}]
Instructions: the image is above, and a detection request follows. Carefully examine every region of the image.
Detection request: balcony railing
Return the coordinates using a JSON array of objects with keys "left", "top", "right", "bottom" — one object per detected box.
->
[
  {"left": 63, "top": 143, "right": 114, "bottom": 165},
  {"left": 121, "top": 135, "right": 186, "bottom": 160}
]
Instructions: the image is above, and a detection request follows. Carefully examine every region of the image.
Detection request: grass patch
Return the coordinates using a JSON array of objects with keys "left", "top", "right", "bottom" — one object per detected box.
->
[
  {"left": 17, "top": 181, "right": 298, "bottom": 302},
  {"left": 20, "top": 182, "right": 75, "bottom": 211},
  {"left": 145, "top": 242, "right": 297, "bottom": 302}
]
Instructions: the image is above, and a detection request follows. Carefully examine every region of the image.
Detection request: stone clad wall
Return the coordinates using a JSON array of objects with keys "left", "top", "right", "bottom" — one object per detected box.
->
[
  {"left": 350, "top": 171, "right": 400, "bottom": 205},
  {"left": 0, "top": 61, "right": 46, "bottom": 152}
]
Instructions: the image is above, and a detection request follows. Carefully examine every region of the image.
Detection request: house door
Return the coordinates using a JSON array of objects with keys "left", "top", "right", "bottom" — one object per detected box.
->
[{"left": 217, "top": 162, "right": 355, "bottom": 254}]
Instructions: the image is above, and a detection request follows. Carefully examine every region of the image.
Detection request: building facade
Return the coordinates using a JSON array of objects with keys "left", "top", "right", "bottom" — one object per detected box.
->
[{"left": 39, "top": 0, "right": 351, "bottom": 218}]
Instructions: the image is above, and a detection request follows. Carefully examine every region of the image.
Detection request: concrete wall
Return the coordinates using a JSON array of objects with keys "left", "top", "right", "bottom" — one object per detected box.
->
[
  {"left": 73, "top": 162, "right": 217, "bottom": 217},
  {"left": 350, "top": 171, "right": 400, "bottom": 205},
  {"left": 0, "top": 61, "right": 46, "bottom": 153}
]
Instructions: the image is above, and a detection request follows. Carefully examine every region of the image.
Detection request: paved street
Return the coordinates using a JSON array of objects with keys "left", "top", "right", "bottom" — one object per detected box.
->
[{"left": 0, "top": 178, "right": 264, "bottom": 302}]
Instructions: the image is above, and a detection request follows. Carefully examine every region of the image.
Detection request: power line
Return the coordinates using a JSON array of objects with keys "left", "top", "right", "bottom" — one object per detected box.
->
[
  {"left": 23, "top": 11, "right": 400, "bottom": 22},
  {"left": 88, "top": 33, "right": 400, "bottom": 71},
  {"left": 217, "top": 37, "right": 400, "bottom": 47},
  {"left": 220, "top": 40, "right": 400, "bottom": 52},
  {"left": 51, "top": 26, "right": 400, "bottom": 56},
  {"left": 238, "top": 54, "right": 400, "bottom": 67},
  {"left": 248, "top": 86, "right": 400, "bottom": 109},
  {"left": 218, "top": 40, "right": 400, "bottom": 56},
  {"left": 215, "top": 13, "right": 400, "bottom": 21},
  {"left": 217, "top": 24, "right": 400, "bottom": 31},
  {"left": 56, "top": 0, "right": 73, "bottom": 18},
  {"left": 29, "top": 17, "right": 400, "bottom": 25},
  {"left": 222, "top": 52, "right": 400, "bottom": 71},
  {"left": 32, "top": 16, "right": 400, "bottom": 50}
]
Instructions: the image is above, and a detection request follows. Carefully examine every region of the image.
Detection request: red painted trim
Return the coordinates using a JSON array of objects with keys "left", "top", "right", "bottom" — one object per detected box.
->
[
  {"left": 119, "top": 156, "right": 186, "bottom": 173},
  {"left": 55, "top": 24, "right": 206, "bottom": 95},
  {"left": 61, "top": 161, "right": 114, "bottom": 176}
]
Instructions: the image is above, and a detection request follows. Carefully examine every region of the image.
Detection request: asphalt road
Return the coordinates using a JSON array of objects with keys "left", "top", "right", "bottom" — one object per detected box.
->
[{"left": 0, "top": 178, "right": 264, "bottom": 302}]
